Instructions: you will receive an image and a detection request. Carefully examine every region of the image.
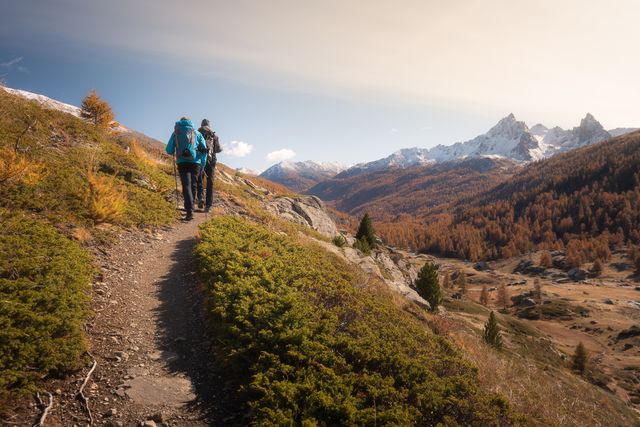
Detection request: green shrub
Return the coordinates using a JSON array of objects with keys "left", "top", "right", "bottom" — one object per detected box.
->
[
  {"left": 352, "top": 237, "right": 371, "bottom": 255},
  {"left": 195, "top": 216, "right": 523, "bottom": 425},
  {"left": 332, "top": 234, "right": 347, "bottom": 248},
  {"left": 415, "top": 262, "right": 442, "bottom": 311},
  {"left": 0, "top": 210, "right": 94, "bottom": 396},
  {"left": 355, "top": 213, "right": 376, "bottom": 248}
]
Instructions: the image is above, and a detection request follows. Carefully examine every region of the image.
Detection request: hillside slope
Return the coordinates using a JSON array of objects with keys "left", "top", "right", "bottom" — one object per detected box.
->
[
  {"left": 420, "top": 130, "right": 640, "bottom": 260},
  {"left": 0, "top": 87, "right": 176, "bottom": 399}
]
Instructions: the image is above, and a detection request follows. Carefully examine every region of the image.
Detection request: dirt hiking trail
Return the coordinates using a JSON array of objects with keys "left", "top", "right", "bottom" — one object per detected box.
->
[{"left": 34, "top": 207, "right": 237, "bottom": 427}]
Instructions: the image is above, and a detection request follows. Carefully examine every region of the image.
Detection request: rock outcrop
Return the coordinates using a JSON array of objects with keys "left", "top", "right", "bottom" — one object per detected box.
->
[{"left": 265, "top": 195, "right": 338, "bottom": 237}]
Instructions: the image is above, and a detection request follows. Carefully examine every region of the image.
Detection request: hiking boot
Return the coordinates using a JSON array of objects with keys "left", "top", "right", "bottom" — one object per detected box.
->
[
  {"left": 204, "top": 206, "right": 211, "bottom": 213},
  {"left": 184, "top": 212, "right": 194, "bottom": 221},
  {"left": 197, "top": 199, "right": 204, "bottom": 209}
]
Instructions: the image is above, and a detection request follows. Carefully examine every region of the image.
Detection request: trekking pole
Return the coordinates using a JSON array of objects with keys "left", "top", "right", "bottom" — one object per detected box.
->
[{"left": 172, "top": 153, "right": 179, "bottom": 210}]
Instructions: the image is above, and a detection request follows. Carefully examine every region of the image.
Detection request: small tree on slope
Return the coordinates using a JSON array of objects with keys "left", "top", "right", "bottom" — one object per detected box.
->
[
  {"left": 572, "top": 342, "right": 588, "bottom": 375},
  {"left": 355, "top": 213, "right": 376, "bottom": 249},
  {"left": 483, "top": 311, "right": 503, "bottom": 350},
  {"left": 415, "top": 262, "right": 442, "bottom": 311},
  {"left": 456, "top": 270, "right": 467, "bottom": 296},
  {"left": 81, "top": 89, "right": 114, "bottom": 129},
  {"left": 479, "top": 286, "right": 489, "bottom": 306}
]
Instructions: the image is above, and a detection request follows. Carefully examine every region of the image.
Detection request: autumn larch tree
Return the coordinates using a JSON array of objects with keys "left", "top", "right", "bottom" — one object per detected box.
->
[
  {"left": 483, "top": 311, "right": 503, "bottom": 350},
  {"left": 456, "top": 270, "right": 467, "bottom": 296},
  {"left": 81, "top": 89, "right": 114, "bottom": 129},
  {"left": 442, "top": 271, "right": 452, "bottom": 289},
  {"left": 497, "top": 283, "right": 509, "bottom": 311},
  {"left": 591, "top": 259, "right": 603, "bottom": 276},
  {"left": 355, "top": 213, "right": 376, "bottom": 249},
  {"left": 415, "top": 262, "right": 442, "bottom": 311},
  {"left": 533, "top": 279, "right": 543, "bottom": 305},
  {"left": 539, "top": 251, "right": 553, "bottom": 268},
  {"left": 572, "top": 342, "right": 588, "bottom": 374},
  {"left": 479, "top": 286, "right": 489, "bottom": 306}
]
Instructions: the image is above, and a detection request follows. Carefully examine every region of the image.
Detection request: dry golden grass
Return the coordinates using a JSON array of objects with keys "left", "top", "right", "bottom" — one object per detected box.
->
[
  {"left": 129, "top": 138, "right": 166, "bottom": 166},
  {"left": 0, "top": 150, "right": 44, "bottom": 185},
  {"left": 85, "top": 169, "right": 125, "bottom": 224},
  {"left": 427, "top": 312, "right": 638, "bottom": 426}
]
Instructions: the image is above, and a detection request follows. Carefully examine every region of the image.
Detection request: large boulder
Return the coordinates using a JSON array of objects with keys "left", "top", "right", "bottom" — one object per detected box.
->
[
  {"left": 474, "top": 261, "right": 491, "bottom": 271},
  {"left": 513, "top": 259, "right": 547, "bottom": 276},
  {"left": 265, "top": 195, "right": 338, "bottom": 237},
  {"left": 567, "top": 268, "right": 587, "bottom": 281}
]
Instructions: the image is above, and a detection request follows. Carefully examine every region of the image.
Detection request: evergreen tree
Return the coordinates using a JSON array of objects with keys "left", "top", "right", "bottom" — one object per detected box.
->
[
  {"left": 479, "top": 286, "right": 489, "bottom": 306},
  {"left": 415, "top": 262, "right": 442, "bottom": 311},
  {"left": 497, "top": 283, "right": 509, "bottom": 311},
  {"left": 456, "top": 270, "right": 467, "bottom": 296},
  {"left": 355, "top": 213, "right": 376, "bottom": 249},
  {"left": 483, "top": 311, "right": 502, "bottom": 350},
  {"left": 81, "top": 89, "right": 114, "bottom": 129},
  {"left": 572, "top": 342, "right": 588, "bottom": 374}
]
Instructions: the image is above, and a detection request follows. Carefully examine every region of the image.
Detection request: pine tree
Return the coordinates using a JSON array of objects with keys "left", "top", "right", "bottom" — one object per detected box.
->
[
  {"left": 483, "top": 311, "right": 503, "bottom": 350},
  {"left": 497, "top": 283, "right": 509, "bottom": 311},
  {"left": 81, "top": 89, "right": 114, "bottom": 129},
  {"left": 572, "top": 342, "right": 588, "bottom": 374},
  {"left": 355, "top": 213, "right": 376, "bottom": 249},
  {"left": 456, "top": 270, "right": 467, "bottom": 296},
  {"left": 415, "top": 262, "right": 442, "bottom": 311},
  {"left": 479, "top": 286, "right": 489, "bottom": 306}
]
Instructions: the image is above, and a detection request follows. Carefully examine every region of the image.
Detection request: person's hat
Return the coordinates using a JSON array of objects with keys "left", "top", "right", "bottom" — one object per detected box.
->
[{"left": 201, "top": 119, "right": 210, "bottom": 126}]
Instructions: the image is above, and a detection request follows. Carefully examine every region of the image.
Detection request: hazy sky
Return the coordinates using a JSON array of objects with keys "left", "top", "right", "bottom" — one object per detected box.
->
[{"left": 1, "top": 1, "right": 638, "bottom": 171}]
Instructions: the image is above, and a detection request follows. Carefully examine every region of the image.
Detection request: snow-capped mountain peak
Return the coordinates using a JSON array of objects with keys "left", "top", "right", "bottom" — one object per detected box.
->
[
  {"left": 341, "top": 113, "right": 636, "bottom": 177},
  {"left": 259, "top": 160, "right": 348, "bottom": 191},
  {"left": 486, "top": 113, "right": 528, "bottom": 140},
  {"left": 2, "top": 86, "right": 82, "bottom": 117}
]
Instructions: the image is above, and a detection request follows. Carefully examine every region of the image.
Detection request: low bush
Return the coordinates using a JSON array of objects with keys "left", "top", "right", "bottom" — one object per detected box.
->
[
  {"left": 195, "top": 216, "right": 523, "bottom": 425},
  {"left": 332, "top": 234, "right": 347, "bottom": 247},
  {"left": 0, "top": 210, "right": 94, "bottom": 396}
]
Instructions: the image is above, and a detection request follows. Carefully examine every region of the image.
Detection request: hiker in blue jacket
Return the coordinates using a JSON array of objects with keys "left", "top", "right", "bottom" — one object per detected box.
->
[{"left": 166, "top": 117, "right": 208, "bottom": 221}]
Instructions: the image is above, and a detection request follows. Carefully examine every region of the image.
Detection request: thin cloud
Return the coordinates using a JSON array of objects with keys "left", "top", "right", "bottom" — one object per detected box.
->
[
  {"left": 223, "top": 140, "right": 253, "bottom": 157},
  {"left": 266, "top": 148, "right": 295, "bottom": 162},
  {"left": 1, "top": 56, "right": 23, "bottom": 67}
]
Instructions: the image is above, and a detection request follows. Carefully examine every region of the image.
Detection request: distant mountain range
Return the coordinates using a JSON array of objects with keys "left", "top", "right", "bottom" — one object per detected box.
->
[
  {"left": 259, "top": 160, "right": 348, "bottom": 192},
  {"left": 261, "top": 113, "right": 636, "bottom": 189},
  {"left": 342, "top": 113, "right": 635, "bottom": 177}
]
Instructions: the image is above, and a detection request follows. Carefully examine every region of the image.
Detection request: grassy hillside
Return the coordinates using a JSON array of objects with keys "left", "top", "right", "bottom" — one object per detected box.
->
[
  {"left": 0, "top": 88, "right": 176, "bottom": 398},
  {"left": 195, "top": 216, "right": 525, "bottom": 425}
]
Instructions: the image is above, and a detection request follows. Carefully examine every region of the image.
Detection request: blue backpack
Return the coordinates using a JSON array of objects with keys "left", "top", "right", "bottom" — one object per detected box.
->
[{"left": 174, "top": 123, "right": 197, "bottom": 162}]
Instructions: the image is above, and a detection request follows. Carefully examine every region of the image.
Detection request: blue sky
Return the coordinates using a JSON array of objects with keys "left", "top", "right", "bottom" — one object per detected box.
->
[{"left": 1, "top": 1, "right": 639, "bottom": 172}]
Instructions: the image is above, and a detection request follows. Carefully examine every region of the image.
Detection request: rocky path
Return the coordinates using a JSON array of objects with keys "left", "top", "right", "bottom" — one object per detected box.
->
[{"left": 30, "top": 209, "right": 228, "bottom": 426}]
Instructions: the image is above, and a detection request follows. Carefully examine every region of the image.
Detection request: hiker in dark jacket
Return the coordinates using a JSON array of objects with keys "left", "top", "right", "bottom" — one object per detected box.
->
[
  {"left": 166, "top": 117, "right": 208, "bottom": 220},
  {"left": 197, "top": 119, "right": 221, "bottom": 213}
]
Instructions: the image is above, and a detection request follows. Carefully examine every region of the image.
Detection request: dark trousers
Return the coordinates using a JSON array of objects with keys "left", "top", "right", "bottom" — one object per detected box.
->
[
  {"left": 196, "top": 160, "right": 216, "bottom": 208},
  {"left": 177, "top": 163, "right": 201, "bottom": 214}
]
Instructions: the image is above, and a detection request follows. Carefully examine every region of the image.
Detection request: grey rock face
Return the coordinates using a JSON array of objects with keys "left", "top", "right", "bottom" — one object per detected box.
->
[{"left": 265, "top": 195, "right": 338, "bottom": 237}]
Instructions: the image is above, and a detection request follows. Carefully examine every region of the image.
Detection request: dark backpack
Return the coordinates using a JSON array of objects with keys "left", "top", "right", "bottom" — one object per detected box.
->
[
  {"left": 174, "top": 123, "right": 197, "bottom": 161},
  {"left": 200, "top": 127, "right": 222, "bottom": 162}
]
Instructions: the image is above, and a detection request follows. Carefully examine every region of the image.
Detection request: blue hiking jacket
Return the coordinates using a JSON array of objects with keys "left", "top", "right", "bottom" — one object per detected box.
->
[{"left": 166, "top": 119, "right": 208, "bottom": 167}]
